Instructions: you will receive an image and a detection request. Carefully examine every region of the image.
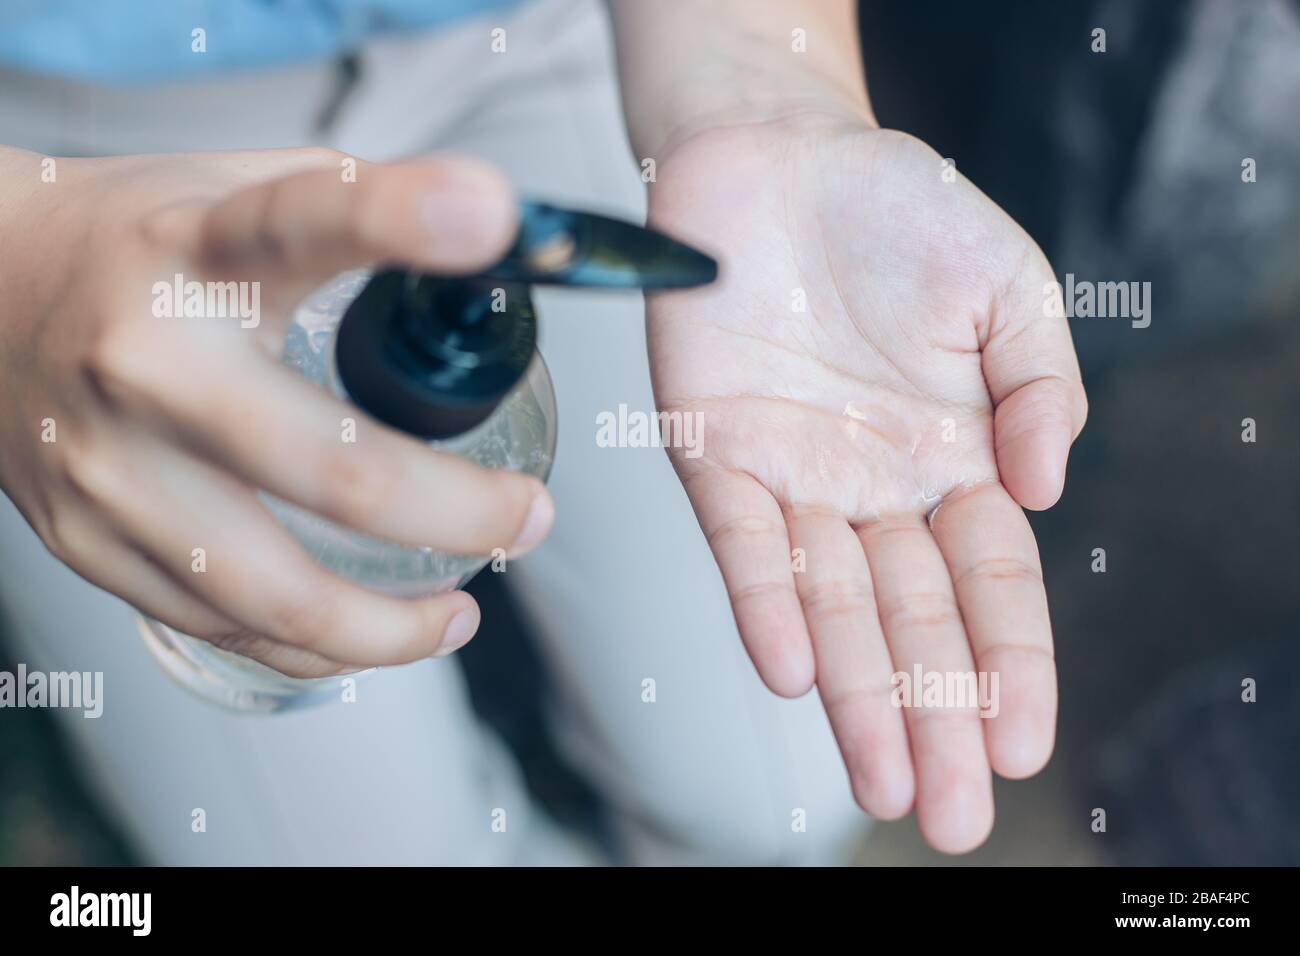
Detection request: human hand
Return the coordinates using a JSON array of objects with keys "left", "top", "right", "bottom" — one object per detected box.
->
[
  {"left": 0, "top": 146, "right": 554, "bottom": 676},
  {"left": 645, "top": 117, "right": 1087, "bottom": 852}
]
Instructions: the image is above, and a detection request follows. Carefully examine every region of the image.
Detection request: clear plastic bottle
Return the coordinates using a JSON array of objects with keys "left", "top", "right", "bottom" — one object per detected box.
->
[
  {"left": 138, "top": 201, "right": 715, "bottom": 714},
  {"left": 139, "top": 271, "right": 557, "bottom": 713}
]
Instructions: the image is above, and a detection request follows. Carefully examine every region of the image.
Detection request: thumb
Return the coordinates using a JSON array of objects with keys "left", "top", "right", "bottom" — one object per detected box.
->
[
  {"left": 992, "top": 375, "right": 1085, "bottom": 510},
  {"left": 198, "top": 152, "right": 517, "bottom": 302},
  {"left": 983, "top": 254, "right": 1089, "bottom": 511}
]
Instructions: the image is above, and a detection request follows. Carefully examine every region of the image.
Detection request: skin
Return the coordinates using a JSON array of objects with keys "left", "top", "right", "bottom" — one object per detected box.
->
[
  {"left": 645, "top": 119, "right": 1085, "bottom": 853},
  {"left": 0, "top": 147, "right": 555, "bottom": 677},
  {"left": 607, "top": 1, "right": 1088, "bottom": 852}
]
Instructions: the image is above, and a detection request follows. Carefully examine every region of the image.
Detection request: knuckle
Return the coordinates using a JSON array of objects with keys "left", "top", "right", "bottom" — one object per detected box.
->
[
  {"left": 954, "top": 557, "right": 1041, "bottom": 590},
  {"left": 318, "top": 447, "right": 400, "bottom": 531},
  {"left": 59, "top": 439, "right": 119, "bottom": 508},
  {"left": 84, "top": 321, "right": 151, "bottom": 405},
  {"left": 729, "top": 578, "right": 792, "bottom": 609},
  {"left": 204, "top": 628, "right": 271, "bottom": 659},
  {"left": 275, "top": 658, "right": 352, "bottom": 680},
  {"left": 205, "top": 629, "right": 345, "bottom": 679},
  {"left": 347, "top": 183, "right": 389, "bottom": 251},
  {"left": 822, "top": 681, "right": 895, "bottom": 716},
  {"left": 799, "top": 576, "right": 875, "bottom": 619},
  {"left": 707, "top": 514, "right": 779, "bottom": 551},
  {"left": 133, "top": 207, "right": 171, "bottom": 247},
  {"left": 257, "top": 183, "right": 300, "bottom": 265},
  {"left": 451, "top": 468, "right": 535, "bottom": 552},
  {"left": 346, "top": 179, "right": 407, "bottom": 260},
  {"left": 863, "top": 521, "right": 926, "bottom": 550},
  {"left": 882, "top": 592, "right": 962, "bottom": 634},
  {"left": 134, "top": 200, "right": 204, "bottom": 249},
  {"left": 980, "top": 639, "right": 1055, "bottom": 667},
  {"left": 38, "top": 507, "right": 85, "bottom": 566},
  {"left": 495, "top": 472, "right": 541, "bottom": 530},
  {"left": 266, "top": 588, "right": 340, "bottom": 650}
]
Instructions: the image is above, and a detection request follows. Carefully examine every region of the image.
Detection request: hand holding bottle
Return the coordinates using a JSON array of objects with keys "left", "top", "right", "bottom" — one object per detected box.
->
[{"left": 0, "top": 146, "right": 556, "bottom": 677}]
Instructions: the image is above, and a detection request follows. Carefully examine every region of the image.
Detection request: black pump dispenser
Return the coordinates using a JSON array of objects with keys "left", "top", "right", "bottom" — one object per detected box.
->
[
  {"left": 335, "top": 272, "right": 536, "bottom": 440},
  {"left": 334, "top": 201, "right": 717, "bottom": 441}
]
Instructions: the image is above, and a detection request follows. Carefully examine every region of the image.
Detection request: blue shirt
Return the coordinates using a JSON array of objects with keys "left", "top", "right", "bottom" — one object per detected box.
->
[{"left": 0, "top": 1, "right": 522, "bottom": 85}]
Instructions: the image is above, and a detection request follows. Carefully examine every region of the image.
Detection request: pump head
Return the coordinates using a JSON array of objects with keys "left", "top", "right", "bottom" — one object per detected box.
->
[{"left": 334, "top": 201, "right": 718, "bottom": 440}]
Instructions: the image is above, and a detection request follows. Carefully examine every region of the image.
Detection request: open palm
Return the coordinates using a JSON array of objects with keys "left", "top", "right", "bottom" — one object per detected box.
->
[{"left": 646, "top": 121, "right": 1087, "bottom": 852}]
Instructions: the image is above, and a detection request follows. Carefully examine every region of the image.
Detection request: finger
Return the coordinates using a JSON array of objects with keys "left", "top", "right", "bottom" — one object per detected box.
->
[
  {"left": 123, "top": 547, "right": 385, "bottom": 679},
  {"left": 40, "top": 495, "right": 354, "bottom": 678},
  {"left": 141, "top": 604, "right": 359, "bottom": 681},
  {"left": 198, "top": 154, "right": 518, "bottom": 306},
  {"left": 151, "top": 338, "right": 552, "bottom": 557},
  {"left": 982, "top": 255, "right": 1088, "bottom": 510},
  {"left": 684, "top": 469, "right": 814, "bottom": 697},
  {"left": 858, "top": 515, "right": 994, "bottom": 854},
  {"left": 73, "top": 439, "right": 481, "bottom": 666},
  {"left": 44, "top": 510, "right": 235, "bottom": 639},
  {"left": 179, "top": 626, "right": 359, "bottom": 680},
  {"left": 148, "top": 485, "right": 481, "bottom": 667},
  {"left": 930, "top": 482, "right": 1056, "bottom": 779},
  {"left": 787, "top": 509, "right": 914, "bottom": 819}
]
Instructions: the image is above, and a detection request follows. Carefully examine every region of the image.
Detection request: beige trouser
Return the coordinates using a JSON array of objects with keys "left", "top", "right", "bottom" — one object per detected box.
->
[{"left": 0, "top": 0, "right": 864, "bottom": 864}]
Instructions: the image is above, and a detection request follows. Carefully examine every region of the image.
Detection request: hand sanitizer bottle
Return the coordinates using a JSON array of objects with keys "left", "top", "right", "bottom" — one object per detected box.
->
[{"left": 138, "top": 202, "right": 716, "bottom": 712}]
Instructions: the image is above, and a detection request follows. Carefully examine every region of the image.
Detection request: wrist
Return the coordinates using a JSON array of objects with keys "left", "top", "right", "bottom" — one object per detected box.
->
[
  {"left": 632, "top": 59, "right": 876, "bottom": 164},
  {"left": 659, "top": 96, "right": 877, "bottom": 165},
  {"left": 611, "top": 0, "right": 877, "bottom": 162}
]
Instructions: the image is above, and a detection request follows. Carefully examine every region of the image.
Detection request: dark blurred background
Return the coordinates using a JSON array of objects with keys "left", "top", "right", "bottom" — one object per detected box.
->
[{"left": 3, "top": 0, "right": 1297, "bottom": 865}]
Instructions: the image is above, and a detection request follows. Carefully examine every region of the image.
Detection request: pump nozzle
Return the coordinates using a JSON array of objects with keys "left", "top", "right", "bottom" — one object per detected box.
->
[
  {"left": 478, "top": 201, "right": 718, "bottom": 289},
  {"left": 334, "top": 201, "right": 716, "bottom": 440}
]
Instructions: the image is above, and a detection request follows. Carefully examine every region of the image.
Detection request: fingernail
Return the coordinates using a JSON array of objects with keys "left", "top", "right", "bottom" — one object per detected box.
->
[
  {"left": 421, "top": 190, "right": 515, "bottom": 259},
  {"left": 434, "top": 609, "right": 478, "bottom": 657},
  {"left": 508, "top": 493, "right": 554, "bottom": 557}
]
